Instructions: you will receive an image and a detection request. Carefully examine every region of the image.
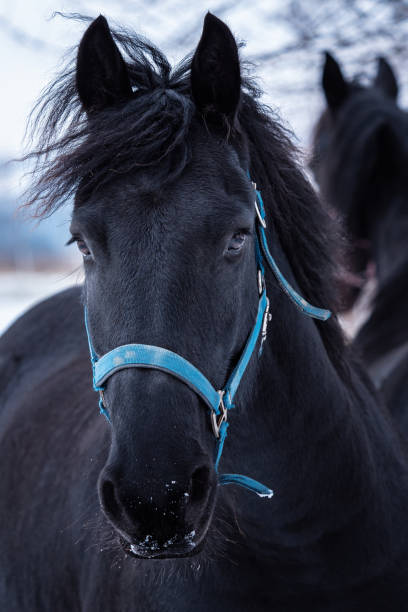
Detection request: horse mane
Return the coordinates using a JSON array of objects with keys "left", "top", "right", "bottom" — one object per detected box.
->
[
  {"left": 23, "top": 17, "right": 350, "bottom": 380},
  {"left": 23, "top": 17, "right": 196, "bottom": 214}
]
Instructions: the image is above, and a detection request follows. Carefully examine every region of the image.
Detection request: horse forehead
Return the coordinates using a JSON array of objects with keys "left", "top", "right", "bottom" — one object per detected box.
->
[{"left": 113, "top": 176, "right": 248, "bottom": 236}]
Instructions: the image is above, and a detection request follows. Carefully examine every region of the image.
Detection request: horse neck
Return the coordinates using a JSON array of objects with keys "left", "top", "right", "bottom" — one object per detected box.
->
[
  {"left": 354, "top": 193, "right": 408, "bottom": 364},
  {"left": 228, "top": 270, "right": 408, "bottom": 585},
  {"left": 370, "top": 193, "right": 408, "bottom": 288}
]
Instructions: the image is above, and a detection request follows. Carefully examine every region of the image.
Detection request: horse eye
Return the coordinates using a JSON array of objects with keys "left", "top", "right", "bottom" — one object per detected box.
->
[
  {"left": 77, "top": 239, "right": 91, "bottom": 257},
  {"left": 227, "top": 232, "right": 247, "bottom": 253},
  {"left": 67, "top": 235, "right": 91, "bottom": 257}
]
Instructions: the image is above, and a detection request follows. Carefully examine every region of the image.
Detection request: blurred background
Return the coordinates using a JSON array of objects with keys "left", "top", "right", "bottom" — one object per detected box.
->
[{"left": 1, "top": 0, "right": 408, "bottom": 334}]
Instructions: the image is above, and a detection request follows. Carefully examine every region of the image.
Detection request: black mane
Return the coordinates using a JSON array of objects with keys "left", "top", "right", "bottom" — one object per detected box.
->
[
  {"left": 24, "top": 19, "right": 347, "bottom": 378},
  {"left": 25, "top": 20, "right": 195, "bottom": 213}
]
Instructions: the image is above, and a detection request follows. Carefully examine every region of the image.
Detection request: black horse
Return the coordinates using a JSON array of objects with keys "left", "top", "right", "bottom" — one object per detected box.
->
[
  {"left": 1, "top": 15, "right": 408, "bottom": 611},
  {"left": 311, "top": 52, "right": 408, "bottom": 428}
]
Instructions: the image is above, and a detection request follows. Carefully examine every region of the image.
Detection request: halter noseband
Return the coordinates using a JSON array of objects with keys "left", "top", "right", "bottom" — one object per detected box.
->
[{"left": 84, "top": 177, "right": 331, "bottom": 498}]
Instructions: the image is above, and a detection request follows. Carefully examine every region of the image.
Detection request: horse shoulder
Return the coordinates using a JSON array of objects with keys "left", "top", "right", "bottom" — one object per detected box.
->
[{"left": 0, "top": 286, "right": 85, "bottom": 409}]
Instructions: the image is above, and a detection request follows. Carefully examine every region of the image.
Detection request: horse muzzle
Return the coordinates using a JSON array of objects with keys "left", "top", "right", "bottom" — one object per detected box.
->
[{"left": 98, "top": 457, "right": 217, "bottom": 559}]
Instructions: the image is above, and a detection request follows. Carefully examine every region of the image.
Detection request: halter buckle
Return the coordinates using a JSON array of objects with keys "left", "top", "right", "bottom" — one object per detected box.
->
[{"left": 211, "top": 391, "right": 228, "bottom": 438}]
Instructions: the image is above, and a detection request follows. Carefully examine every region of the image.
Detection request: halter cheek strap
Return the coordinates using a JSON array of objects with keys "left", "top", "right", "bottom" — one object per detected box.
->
[
  {"left": 253, "top": 185, "right": 331, "bottom": 321},
  {"left": 84, "top": 177, "right": 330, "bottom": 499}
]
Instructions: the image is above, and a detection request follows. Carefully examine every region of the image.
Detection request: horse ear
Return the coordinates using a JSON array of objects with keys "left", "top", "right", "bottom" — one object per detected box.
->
[
  {"left": 374, "top": 57, "right": 398, "bottom": 100},
  {"left": 191, "top": 12, "right": 241, "bottom": 118},
  {"left": 76, "top": 15, "right": 133, "bottom": 113},
  {"left": 322, "top": 52, "right": 349, "bottom": 111}
]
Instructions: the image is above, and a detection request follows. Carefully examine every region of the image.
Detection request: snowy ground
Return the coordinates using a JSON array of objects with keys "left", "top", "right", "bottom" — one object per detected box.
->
[{"left": 0, "top": 270, "right": 83, "bottom": 335}]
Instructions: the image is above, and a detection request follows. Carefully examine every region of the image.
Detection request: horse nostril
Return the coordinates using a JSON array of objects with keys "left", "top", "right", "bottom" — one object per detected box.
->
[
  {"left": 100, "top": 478, "right": 122, "bottom": 522},
  {"left": 189, "top": 465, "right": 211, "bottom": 505}
]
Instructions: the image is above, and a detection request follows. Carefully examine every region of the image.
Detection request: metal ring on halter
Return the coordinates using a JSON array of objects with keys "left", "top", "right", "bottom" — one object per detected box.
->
[{"left": 255, "top": 199, "right": 267, "bottom": 229}]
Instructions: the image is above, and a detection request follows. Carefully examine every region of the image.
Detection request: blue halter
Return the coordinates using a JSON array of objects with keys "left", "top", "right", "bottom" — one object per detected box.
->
[{"left": 84, "top": 178, "right": 331, "bottom": 499}]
